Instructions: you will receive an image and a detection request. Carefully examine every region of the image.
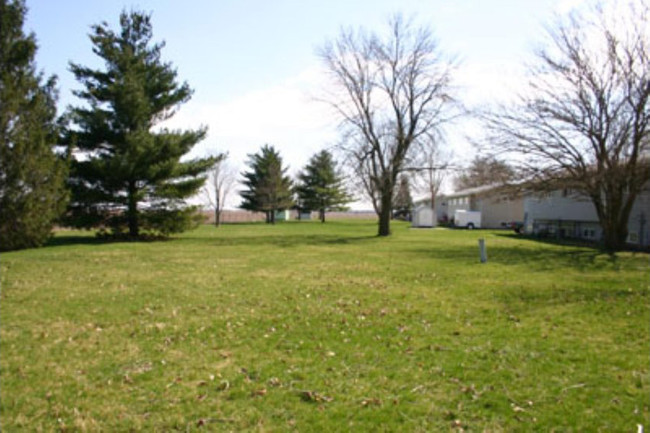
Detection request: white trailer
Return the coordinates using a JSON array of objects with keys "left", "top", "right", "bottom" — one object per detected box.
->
[{"left": 454, "top": 210, "right": 481, "bottom": 229}]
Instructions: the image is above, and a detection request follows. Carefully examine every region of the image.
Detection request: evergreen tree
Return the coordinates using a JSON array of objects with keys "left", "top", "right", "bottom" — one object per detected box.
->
[
  {"left": 295, "top": 150, "right": 350, "bottom": 223},
  {"left": 66, "top": 10, "right": 215, "bottom": 238},
  {"left": 240, "top": 145, "right": 293, "bottom": 224},
  {"left": 0, "top": 0, "right": 68, "bottom": 251},
  {"left": 392, "top": 174, "right": 413, "bottom": 220}
]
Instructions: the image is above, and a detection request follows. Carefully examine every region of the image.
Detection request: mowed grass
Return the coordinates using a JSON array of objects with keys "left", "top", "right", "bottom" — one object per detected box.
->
[{"left": 1, "top": 220, "right": 648, "bottom": 431}]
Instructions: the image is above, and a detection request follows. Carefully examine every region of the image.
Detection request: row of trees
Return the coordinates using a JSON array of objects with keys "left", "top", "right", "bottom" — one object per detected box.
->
[
  {"left": 205, "top": 147, "right": 429, "bottom": 226},
  {"left": 239, "top": 146, "right": 351, "bottom": 224}
]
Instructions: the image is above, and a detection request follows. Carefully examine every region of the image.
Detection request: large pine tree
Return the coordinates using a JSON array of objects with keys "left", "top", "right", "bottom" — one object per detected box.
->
[
  {"left": 295, "top": 150, "right": 350, "bottom": 223},
  {"left": 0, "top": 0, "right": 68, "bottom": 251},
  {"left": 240, "top": 145, "right": 293, "bottom": 224},
  {"left": 66, "top": 10, "right": 215, "bottom": 238}
]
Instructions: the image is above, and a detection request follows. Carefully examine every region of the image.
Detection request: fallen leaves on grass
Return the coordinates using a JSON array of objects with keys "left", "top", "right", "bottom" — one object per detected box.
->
[
  {"left": 511, "top": 404, "right": 526, "bottom": 412},
  {"left": 299, "top": 390, "right": 333, "bottom": 403},
  {"left": 251, "top": 388, "right": 267, "bottom": 397},
  {"left": 360, "top": 398, "right": 382, "bottom": 407},
  {"left": 451, "top": 419, "right": 465, "bottom": 430}
]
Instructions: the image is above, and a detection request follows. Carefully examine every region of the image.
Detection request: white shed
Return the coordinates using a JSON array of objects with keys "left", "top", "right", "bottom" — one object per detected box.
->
[
  {"left": 274, "top": 210, "right": 291, "bottom": 221},
  {"left": 412, "top": 205, "right": 436, "bottom": 227}
]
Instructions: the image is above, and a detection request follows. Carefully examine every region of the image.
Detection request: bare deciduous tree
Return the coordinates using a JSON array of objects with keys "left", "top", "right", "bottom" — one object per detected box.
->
[
  {"left": 409, "top": 140, "right": 452, "bottom": 214},
  {"left": 203, "top": 154, "right": 236, "bottom": 227},
  {"left": 485, "top": 0, "right": 650, "bottom": 251},
  {"left": 453, "top": 156, "right": 514, "bottom": 191},
  {"left": 319, "top": 14, "right": 457, "bottom": 236},
  {"left": 344, "top": 134, "right": 380, "bottom": 214}
]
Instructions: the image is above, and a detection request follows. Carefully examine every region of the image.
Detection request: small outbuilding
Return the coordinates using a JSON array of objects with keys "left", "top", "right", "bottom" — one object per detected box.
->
[
  {"left": 274, "top": 210, "right": 291, "bottom": 221},
  {"left": 412, "top": 204, "right": 436, "bottom": 228}
]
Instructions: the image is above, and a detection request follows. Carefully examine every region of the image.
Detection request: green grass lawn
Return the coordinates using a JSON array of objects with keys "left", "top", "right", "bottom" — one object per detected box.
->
[{"left": 1, "top": 220, "right": 648, "bottom": 431}]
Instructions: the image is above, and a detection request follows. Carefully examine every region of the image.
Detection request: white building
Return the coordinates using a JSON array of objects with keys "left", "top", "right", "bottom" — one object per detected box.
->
[
  {"left": 523, "top": 187, "right": 650, "bottom": 247},
  {"left": 412, "top": 204, "right": 436, "bottom": 227},
  {"left": 411, "top": 195, "right": 449, "bottom": 227},
  {"left": 444, "top": 185, "right": 525, "bottom": 229}
]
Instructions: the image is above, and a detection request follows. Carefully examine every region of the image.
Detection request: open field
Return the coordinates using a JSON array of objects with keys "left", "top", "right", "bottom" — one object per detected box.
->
[{"left": 1, "top": 220, "right": 648, "bottom": 431}]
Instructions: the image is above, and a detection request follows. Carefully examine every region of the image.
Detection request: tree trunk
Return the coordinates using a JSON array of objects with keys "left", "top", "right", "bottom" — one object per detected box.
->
[
  {"left": 430, "top": 187, "right": 436, "bottom": 219},
  {"left": 592, "top": 188, "right": 635, "bottom": 252},
  {"left": 601, "top": 211, "right": 629, "bottom": 252},
  {"left": 127, "top": 181, "right": 139, "bottom": 238},
  {"left": 378, "top": 189, "right": 392, "bottom": 236},
  {"left": 602, "top": 219, "right": 627, "bottom": 251},
  {"left": 215, "top": 195, "right": 221, "bottom": 227},
  {"left": 320, "top": 208, "right": 325, "bottom": 223}
]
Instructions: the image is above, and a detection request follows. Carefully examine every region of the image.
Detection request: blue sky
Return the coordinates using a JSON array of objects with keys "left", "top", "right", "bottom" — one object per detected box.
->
[{"left": 25, "top": 0, "right": 586, "bottom": 207}]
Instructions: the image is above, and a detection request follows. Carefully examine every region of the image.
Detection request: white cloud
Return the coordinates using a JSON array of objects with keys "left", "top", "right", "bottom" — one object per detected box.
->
[
  {"left": 171, "top": 54, "right": 533, "bottom": 206},
  {"left": 455, "top": 60, "right": 529, "bottom": 107},
  {"left": 554, "top": 0, "right": 588, "bottom": 14},
  {"left": 163, "top": 65, "right": 338, "bottom": 175},
  {"left": 162, "top": 64, "right": 343, "bottom": 209}
]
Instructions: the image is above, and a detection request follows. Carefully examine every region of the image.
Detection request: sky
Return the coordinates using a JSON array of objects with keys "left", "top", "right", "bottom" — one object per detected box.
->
[{"left": 24, "top": 0, "right": 588, "bottom": 208}]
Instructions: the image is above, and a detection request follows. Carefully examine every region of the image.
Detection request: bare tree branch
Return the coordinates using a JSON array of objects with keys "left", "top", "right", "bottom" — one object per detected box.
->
[
  {"left": 483, "top": 0, "right": 650, "bottom": 250},
  {"left": 319, "top": 13, "right": 458, "bottom": 236},
  {"left": 203, "top": 153, "right": 235, "bottom": 227}
]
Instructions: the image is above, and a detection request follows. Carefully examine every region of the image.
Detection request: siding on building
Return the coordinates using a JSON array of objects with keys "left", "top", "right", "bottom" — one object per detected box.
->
[
  {"left": 443, "top": 185, "right": 525, "bottom": 229},
  {"left": 523, "top": 187, "right": 650, "bottom": 247}
]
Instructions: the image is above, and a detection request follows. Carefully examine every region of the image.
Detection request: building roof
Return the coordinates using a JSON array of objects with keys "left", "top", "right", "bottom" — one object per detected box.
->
[{"left": 444, "top": 183, "right": 503, "bottom": 198}]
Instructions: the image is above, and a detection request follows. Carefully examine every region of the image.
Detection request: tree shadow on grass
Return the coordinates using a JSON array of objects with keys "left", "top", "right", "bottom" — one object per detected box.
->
[
  {"left": 408, "top": 235, "right": 645, "bottom": 312},
  {"left": 494, "top": 232, "right": 608, "bottom": 251},
  {"left": 497, "top": 281, "right": 645, "bottom": 313},
  {"left": 407, "top": 239, "right": 616, "bottom": 273},
  {"left": 45, "top": 234, "right": 107, "bottom": 248},
  {"left": 486, "top": 234, "right": 649, "bottom": 310},
  {"left": 45, "top": 233, "right": 171, "bottom": 248},
  {"left": 183, "top": 233, "right": 379, "bottom": 248}
]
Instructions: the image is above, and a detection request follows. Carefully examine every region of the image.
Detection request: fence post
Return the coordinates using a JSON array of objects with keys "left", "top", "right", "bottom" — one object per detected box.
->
[{"left": 478, "top": 238, "right": 487, "bottom": 263}]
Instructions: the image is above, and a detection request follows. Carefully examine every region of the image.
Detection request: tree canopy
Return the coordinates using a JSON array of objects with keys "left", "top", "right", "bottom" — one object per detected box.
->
[
  {"left": 454, "top": 156, "right": 514, "bottom": 191},
  {"left": 240, "top": 144, "right": 293, "bottom": 224},
  {"left": 484, "top": 0, "right": 650, "bottom": 250},
  {"left": 0, "top": 0, "right": 68, "bottom": 251},
  {"left": 295, "top": 150, "right": 350, "bottom": 223},
  {"left": 320, "top": 14, "right": 456, "bottom": 236},
  {"left": 66, "top": 10, "right": 216, "bottom": 238}
]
